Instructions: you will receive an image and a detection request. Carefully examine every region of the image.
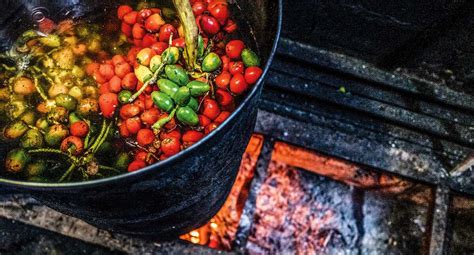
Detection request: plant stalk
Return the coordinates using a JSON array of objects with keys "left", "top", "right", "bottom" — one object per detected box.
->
[{"left": 172, "top": 0, "right": 199, "bottom": 71}]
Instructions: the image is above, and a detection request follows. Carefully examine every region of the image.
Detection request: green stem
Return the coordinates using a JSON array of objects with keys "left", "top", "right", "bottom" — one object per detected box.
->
[
  {"left": 99, "top": 165, "right": 121, "bottom": 174},
  {"left": 1, "top": 64, "right": 16, "bottom": 72},
  {"left": 91, "top": 121, "right": 113, "bottom": 154},
  {"left": 152, "top": 107, "right": 177, "bottom": 130},
  {"left": 84, "top": 131, "right": 91, "bottom": 149},
  {"left": 32, "top": 66, "right": 55, "bottom": 86},
  {"left": 59, "top": 163, "right": 77, "bottom": 182},
  {"left": 128, "top": 63, "right": 165, "bottom": 103},
  {"left": 28, "top": 148, "right": 75, "bottom": 161},
  {"left": 88, "top": 119, "right": 107, "bottom": 152}
]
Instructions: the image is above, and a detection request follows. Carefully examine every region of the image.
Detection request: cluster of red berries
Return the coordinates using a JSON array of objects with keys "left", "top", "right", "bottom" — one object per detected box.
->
[{"left": 88, "top": 1, "right": 263, "bottom": 172}]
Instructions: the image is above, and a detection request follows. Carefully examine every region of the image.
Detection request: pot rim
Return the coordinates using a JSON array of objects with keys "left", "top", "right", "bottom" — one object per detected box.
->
[{"left": 0, "top": 0, "right": 283, "bottom": 190}]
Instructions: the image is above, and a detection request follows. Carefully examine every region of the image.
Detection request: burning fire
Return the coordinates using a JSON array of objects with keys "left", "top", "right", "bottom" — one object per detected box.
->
[{"left": 180, "top": 134, "right": 264, "bottom": 249}]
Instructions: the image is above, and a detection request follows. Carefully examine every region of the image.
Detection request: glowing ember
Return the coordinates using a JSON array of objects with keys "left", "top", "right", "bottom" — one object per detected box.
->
[
  {"left": 245, "top": 160, "right": 357, "bottom": 254},
  {"left": 180, "top": 134, "right": 264, "bottom": 250}
]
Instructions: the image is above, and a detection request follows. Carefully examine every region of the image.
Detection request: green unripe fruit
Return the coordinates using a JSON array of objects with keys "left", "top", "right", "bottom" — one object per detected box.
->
[
  {"left": 46, "top": 106, "right": 68, "bottom": 124},
  {"left": 241, "top": 48, "right": 261, "bottom": 67},
  {"left": 55, "top": 93, "right": 77, "bottom": 110},
  {"left": 176, "top": 106, "right": 199, "bottom": 126},
  {"left": 151, "top": 91, "right": 175, "bottom": 113},
  {"left": 162, "top": 47, "right": 180, "bottom": 65},
  {"left": 35, "top": 117, "right": 49, "bottom": 130},
  {"left": 172, "top": 87, "right": 191, "bottom": 106},
  {"left": 4, "top": 121, "right": 28, "bottom": 140},
  {"left": 186, "top": 97, "right": 199, "bottom": 112},
  {"left": 157, "top": 79, "right": 179, "bottom": 97},
  {"left": 26, "top": 160, "right": 47, "bottom": 177},
  {"left": 114, "top": 152, "right": 131, "bottom": 171},
  {"left": 118, "top": 90, "right": 133, "bottom": 104},
  {"left": 202, "top": 52, "right": 222, "bottom": 72},
  {"left": 150, "top": 55, "right": 163, "bottom": 72},
  {"left": 44, "top": 124, "right": 69, "bottom": 146},
  {"left": 20, "top": 129, "right": 44, "bottom": 149},
  {"left": 6, "top": 100, "right": 28, "bottom": 120},
  {"left": 186, "top": 80, "right": 210, "bottom": 97},
  {"left": 68, "top": 112, "right": 82, "bottom": 124},
  {"left": 165, "top": 65, "right": 189, "bottom": 86},
  {"left": 197, "top": 35, "right": 205, "bottom": 58},
  {"left": 19, "top": 110, "right": 36, "bottom": 125},
  {"left": 135, "top": 65, "right": 154, "bottom": 83},
  {"left": 5, "top": 149, "right": 30, "bottom": 173}
]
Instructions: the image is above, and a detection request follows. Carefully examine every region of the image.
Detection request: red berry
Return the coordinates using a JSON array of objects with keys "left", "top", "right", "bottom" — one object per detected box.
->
[
  {"left": 70, "top": 121, "right": 89, "bottom": 138},
  {"left": 161, "top": 137, "right": 181, "bottom": 156},
  {"left": 214, "top": 111, "right": 231, "bottom": 124},
  {"left": 200, "top": 15, "right": 220, "bottom": 35},
  {"left": 229, "top": 73, "right": 248, "bottom": 95},
  {"left": 121, "top": 73, "right": 138, "bottom": 90},
  {"left": 119, "top": 121, "right": 130, "bottom": 137},
  {"left": 86, "top": 62, "right": 100, "bottom": 76},
  {"left": 229, "top": 61, "right": 244, "bottom": 75},
  {"left": 151, "top": 42, "right": 168, "bottom": 55},
  {"left": 205, "top": 122, "right": 219, "bottom": 134},
  {"left": 132, "top": 23, "right": 146, "bottom": 39},
  {"left": 99, "top": 63, "right": 115, "bottom": 80},
  {"left": 141, "top": 34, "right": 158, "bottom": 47},
  {"left": 117, "top": 5, "right": 133, "bottom": 20},
  {"left": 112, "top": 55, "right": 126, "bottom": 65},
  {"left": 171, "top": 38, "right": 185, "bottom": 48},
  {"left": 182, "top": 130, "right": 204, "bottom": 144},
  {"left": 121, "top": 22, "right": 132, "bottom": 37},
  {"left": 99, "top": 82, "right": 110, "bottom": 95},
  {"left": 202, "top": 99, "right": 221, "bottom": 120},
  {"left": 98, "top": 93, "right": 119, "bottom": 118},
  {"left": 208, "top": 3, "right": 229, "bottom": 24},
  {"left": 221, "top": 55, "right": 230, "bottom": 71},
  {"left": 244, "top": 66, "right": 263, "bottom": 84},
  {"left": 123, "top": 11, "right": 138, "bottom": 25},
  {"left": 92, "top": 70, "right": 107, "bottom": 84},
  {"left": 215, "top": 88, "right": 234, "bottom": 106},
  {"left": 127, "top": 47, "right": 141, "bottom": 64},
  {"left": 215, "top": 71, "right": 231, "bottom": 89},
  {"left": 145, "top": 13, "right": 165, "bottom": 32},
  {"left": 135, "top": 151, "right": 148, "bottom": 161},
  {"left": 125, "top": 117, "right": 142, "bottom": 134},
  {"left": 160, "top": 130, "right": 182, "bottom": 140},
  {"left": 109, "top": 76, "right": 122, "bottom": 93},
  {"left": 140, "top": 108, "right": 160, "bottom": 125},
  {"left": 192, "top": 2, "right": 207, "bottom": 16},
  {"left": 128, "top": 160, "right": 146, "bottom": 172},
  {"left": 137, "top": 8, "right": 153, "bottom": 24},
  {"left": 120, "top": 104, "right": 141, "bottom": 119},
  {"left": 115, "top": 62, "right": 132, "bottom": 78},
  {"left": 224, "top": 18, "right": 238, "bottom": 33},
  {"left": 199, "top": 114, "right": 211, "bottom": 127},
  {"left": 136, "top": 129, "right": 155, "bottom": 146},
  {"left": 226, "top": 40, "right": 245, "bottom": 59},
  {"left": 159, "top": 24, "right": 178, "bottom": 42}
]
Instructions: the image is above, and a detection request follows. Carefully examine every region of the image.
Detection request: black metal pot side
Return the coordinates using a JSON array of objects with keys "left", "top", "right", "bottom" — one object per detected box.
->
[{"left": 0, "top": 0, "right": 282, "bottom": 239}]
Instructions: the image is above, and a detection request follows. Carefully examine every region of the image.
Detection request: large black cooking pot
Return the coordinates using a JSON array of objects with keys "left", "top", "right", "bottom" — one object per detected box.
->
[{"left": 0, "top": 0, "right": 281, "bottom": 239}]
